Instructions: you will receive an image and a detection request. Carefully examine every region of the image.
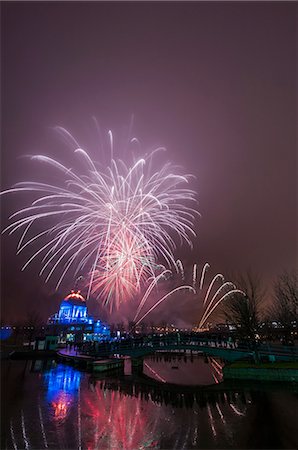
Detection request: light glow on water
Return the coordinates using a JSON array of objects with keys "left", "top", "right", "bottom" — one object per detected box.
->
[{"left": 2, "top": 359, "right": 297, "bottom": 450}]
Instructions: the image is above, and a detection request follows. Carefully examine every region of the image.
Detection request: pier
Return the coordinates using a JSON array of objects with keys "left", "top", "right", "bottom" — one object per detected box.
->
[{"left": 57, "top": 348, "right": 124, "bottom": 372}]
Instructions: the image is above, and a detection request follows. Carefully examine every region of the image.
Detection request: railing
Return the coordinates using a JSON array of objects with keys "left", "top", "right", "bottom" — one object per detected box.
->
[{"left": 82, "top": 336, "right": 298, "bottom": 361}]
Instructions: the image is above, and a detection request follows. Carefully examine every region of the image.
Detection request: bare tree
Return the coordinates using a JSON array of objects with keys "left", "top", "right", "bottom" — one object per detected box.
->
[
  {"left": 116, "top": 321, "right": 125, "bottom": 333},
  {"left": 224, "top": 271, "right": 265, "bottom": 340},
  {"left": 273, "top": 271, "right": 298, "bottom": 333},
  {"left": 23, "top": 310, "right": 43, "bottom": 346}
]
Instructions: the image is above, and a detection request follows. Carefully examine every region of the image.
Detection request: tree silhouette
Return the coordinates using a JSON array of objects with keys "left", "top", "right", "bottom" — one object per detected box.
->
[
  {"left": 272, "top": 271, "right": 298, "bottom": 340},
  {"left": 23, "top": 310, "right": 43, "bottom": 346},
  {"left": 224, "top": 271, "right": 264, "bottom": 340}
]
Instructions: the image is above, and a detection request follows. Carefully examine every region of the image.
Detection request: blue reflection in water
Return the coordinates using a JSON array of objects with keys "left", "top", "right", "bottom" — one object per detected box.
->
[
  {"left": 3, "top": 359, "right": 298, "bottom": 450},
  {"left": 43, "top": 364, "right": 81, "bottom": 399},
  {"left": 43, "top": 364, "right": 81, "bottom": 420}
]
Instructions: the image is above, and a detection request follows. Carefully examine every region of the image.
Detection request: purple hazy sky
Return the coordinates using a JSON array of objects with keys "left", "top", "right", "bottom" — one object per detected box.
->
[{"left": 1, "top": 2, "right": 297, "bottom": 323}]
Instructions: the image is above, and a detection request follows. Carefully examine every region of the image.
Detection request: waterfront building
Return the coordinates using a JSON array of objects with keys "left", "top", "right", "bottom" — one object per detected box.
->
[{"left": 47, "top": 290, "right": 110, "bottom": 342}]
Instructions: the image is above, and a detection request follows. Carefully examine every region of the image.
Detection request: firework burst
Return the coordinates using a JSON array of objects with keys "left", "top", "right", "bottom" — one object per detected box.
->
[
  {"left": 1, "top": 127, "right": 199, "bottom": 310},
  {"left": 133, "top": 261, "right": 245, "bottom": 329}
]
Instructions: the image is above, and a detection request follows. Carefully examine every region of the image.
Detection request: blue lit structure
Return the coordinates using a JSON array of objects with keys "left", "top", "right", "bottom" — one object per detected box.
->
[
  {"left": 0, "top": 327, "right": 13, "bottom": 340},
  {"left": 47, "top": 290, "right": 110, "bottom": 342},
  {"left": 58, "top": 291, "right": 88, "bottom": 323}
]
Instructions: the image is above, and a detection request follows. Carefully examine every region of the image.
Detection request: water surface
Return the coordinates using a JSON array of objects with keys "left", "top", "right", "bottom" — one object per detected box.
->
[{"left": 1, "top": 356, "right": 297, "bottom": 449}]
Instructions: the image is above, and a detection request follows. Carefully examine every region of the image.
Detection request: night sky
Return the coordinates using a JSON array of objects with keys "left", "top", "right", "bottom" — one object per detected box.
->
[{"left": 1, "top": 2, "right": 297, "bottom": 323}]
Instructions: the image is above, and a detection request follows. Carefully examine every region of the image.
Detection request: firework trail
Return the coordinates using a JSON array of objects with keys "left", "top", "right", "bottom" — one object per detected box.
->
[
  {"left": 133, "top": 261, "right": 245, "bottom": 328},
  {"left": 1, "top": 128, "right": 200, "bottom": 309},
  {"left": 195, "top": 263, "right": 245, "bottom": 328}
]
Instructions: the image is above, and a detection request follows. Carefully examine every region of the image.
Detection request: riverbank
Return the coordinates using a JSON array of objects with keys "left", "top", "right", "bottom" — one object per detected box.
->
[{"left": 223, "top": 361, "right": 298, "bottom": 382}]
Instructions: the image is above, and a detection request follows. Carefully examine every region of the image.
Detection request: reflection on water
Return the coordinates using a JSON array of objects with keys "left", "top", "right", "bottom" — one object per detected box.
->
[
  {"left": 143, "top": 353, "right": 223, "bottom": 385},
  {"left": 44, "top": 365, "right": 81, "bottom": 421},
  {"left": 82, "top": 381, "right": 160, "bottom": 449},
  {"left": 1, "top": 357, "right": 298, "bottom": 449}
]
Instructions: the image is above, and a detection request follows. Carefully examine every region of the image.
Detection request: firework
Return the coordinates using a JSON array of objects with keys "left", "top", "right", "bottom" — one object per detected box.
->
[
  {"left": 1, "top": 128, "right": 199, "bottom": 309},
  {"left": 133, "top": 261, "right": 245, "bottom": 328},
  {"left": 91, "top": 230, "right": 160, "bottom": 309}
]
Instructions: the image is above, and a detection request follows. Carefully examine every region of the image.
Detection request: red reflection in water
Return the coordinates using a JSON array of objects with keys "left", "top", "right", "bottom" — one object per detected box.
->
[
  {"left": 209, "top": 357, "right": 224, "bottom": 384},
  {"left": 51, "top": 392, "right": 72, "bottom": 420},
  {"left": 52, "top": 401, "right": 67, "bottom": 419},
  {"left": 82, "top": 383, "right": 160, "bottom": 449},
  {"left": 143, "top": 354, "right": 223, "bottom": 385}
]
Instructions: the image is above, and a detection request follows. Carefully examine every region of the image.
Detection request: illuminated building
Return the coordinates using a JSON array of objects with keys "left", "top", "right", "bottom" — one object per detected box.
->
[
  {"left": 47, "top": 290, "right": 110, "bottom": 342},
  {"left": 57, "top": 291, "right": 88, "bottom": 322}
]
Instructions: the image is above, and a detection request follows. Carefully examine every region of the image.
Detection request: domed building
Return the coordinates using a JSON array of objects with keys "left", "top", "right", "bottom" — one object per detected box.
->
[
  {"left": 47, "top": 290, "right": 110, "bottom": 342},
  {"left": 58, "top": 291, "right": 88, "bottom": 322}
]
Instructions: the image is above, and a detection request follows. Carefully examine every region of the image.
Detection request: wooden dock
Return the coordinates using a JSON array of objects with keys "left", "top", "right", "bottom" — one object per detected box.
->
[{"left": 57, "top": 349, "right": 124, "bottom": 372}]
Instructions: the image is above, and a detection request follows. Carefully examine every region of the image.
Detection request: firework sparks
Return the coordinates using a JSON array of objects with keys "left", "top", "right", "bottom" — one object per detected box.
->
[
  {"left": 1, "top": 128, "right": 199, "bottom": 310},
  {"left": 193, "top": 262, "right": 246, "bottom": 328},
  {"left": 133, "top": 261, "right": 245, "bottom": 329}
]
